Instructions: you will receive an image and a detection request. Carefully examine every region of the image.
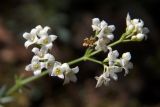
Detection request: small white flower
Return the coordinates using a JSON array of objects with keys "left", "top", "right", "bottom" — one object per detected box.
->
[
  {"left": 92, "top": 18, "right": 115, "bottom": 35},
  {"left": 62, "top": 63, "right": 79, "bottom": 85},
  {"left": 25, "top": 56, "right": 45, "bottom": 75},
  {"left": 95, "top": 71, "right": 110, "bottom": 88},
  {"left": 50, "top": 62, "right": 64, "bottom": 79},
  {"left": 107, "top": 47, "right": 119, "bottom": 66},
  {"left": 45, "top": 54, "right": 55, "bottom": 70},
  {"left": 23, "top": 28, "right": 38, "bottom": 48},
  {"left": 32, "top": 46, "right": 48, "bottom": 59},
  {"left": 92, "top": 18, "right": 101, "bottom": 31},
  {"left": 107, "top": 65, "right": 122, "bottom": 80},
  {"left": 95, "top": 38, "right": 108, "bottom": 52},
  {"left": 97, "top": 26, "right": 115, "bottom": 40},
  {"left": 118, "top": 52, "right": 133, "bottom": 75},
  {"left": 36, "top": 25, "right": 51, "bottom": 38},
  {"left": 37, "top": 35, "right": 57, "bottom": 49}
]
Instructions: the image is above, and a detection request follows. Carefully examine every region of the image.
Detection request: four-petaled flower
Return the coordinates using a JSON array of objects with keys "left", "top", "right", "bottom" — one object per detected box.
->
[
  {"left": 51, "top": 62, "right": 64, "bottom": 79},
  {"left": 62, "top": 63, "right": 79, "bottom": 85},
  {"left": 117, "top": 52, "right": 133, "bottom": 75},
  {"left": 25, "top": 56, "right": 45, "bottom": 75},
  {"left": 23, "top": 28, "right": 38, "bottom": 48}
]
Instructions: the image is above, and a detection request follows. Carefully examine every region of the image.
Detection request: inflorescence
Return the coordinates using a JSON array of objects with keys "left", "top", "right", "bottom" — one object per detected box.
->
[{"left": 23, "top": 13, "right": 149, "bottom": 87}]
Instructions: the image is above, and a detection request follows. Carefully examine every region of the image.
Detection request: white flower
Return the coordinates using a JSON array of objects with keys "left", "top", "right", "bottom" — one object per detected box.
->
[
  {"left": 35, "top": 25, "right": 57, "bottom": 49},
  {"left": 45, "top": 54, "right": 55, "bottom": 70},
  {"left": 92, "top": 18, "right": 101, "bottom": 31},
  {"left": 107, "top": 65, "right": 122, "bottom": 80},
  {"left": 32, "top": 46, "right": 48, "bottom": 59},
  {"left": 107, "top": 47, "right": 119, "bottom": 66},
  {"left": 126, "top": 13, "right": 149, "bottom": 41},
  {"left": 62, "top": 63, "right": 79, "bottom": 85},
  {"left": 50, "top": 62, "right": 64, "bottom": 79},
  {"left": 95, "top": 38, "right": 108, "bottom": 52},
  {"left": 92, "top": 18, "right": 115, "bottom": 35},
  {"left": 118, "top": 52, "right": 133, "bottom": 75},
  {"left": 97, "top": 26, "right": 115, "bottom": 40},
  {"left": 23, "top": 28, "right": 38, "bottom": 48},
  {"left": 37, "top": 34, "right": 57, "bottom": 49},
  {"left": 25, "top": 56, "right": 45, "bottom": 75},
  {"left": 95, "top": 71, "right": 110, "bottom": 88}
]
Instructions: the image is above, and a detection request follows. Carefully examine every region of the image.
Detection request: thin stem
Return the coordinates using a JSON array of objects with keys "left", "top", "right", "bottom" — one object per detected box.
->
[
  {"left": 85, "top": 57, "right": 103, "bottom": 65},
  {"left": 6, "top": 71, "right": 48, "bottom": 96},
  {"left": 68, "top": 56, "right": 84, "bottom": 65}
]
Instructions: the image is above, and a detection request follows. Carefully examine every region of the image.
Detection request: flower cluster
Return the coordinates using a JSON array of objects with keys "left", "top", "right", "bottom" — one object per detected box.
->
[
  {"left": 126, "top": 13, "right": 149, "bottom": 41},
  {"left": 23, "top": 25, "right": 79, "bottom": 84},
  {"left": 22, "top": 13, "right": 149, "bottom": 88},
  {"left": 92, "top": 18, "right": 115, "bottom": 52},
  {"left": 95, "top": 47, "right": 133, "bottom": 87}
]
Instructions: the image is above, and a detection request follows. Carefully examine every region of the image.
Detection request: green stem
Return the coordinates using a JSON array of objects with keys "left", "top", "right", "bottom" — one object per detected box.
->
[
  {"left": 68, "top": 57, "right": 84, "bottom": 65},
  {"left": 6, "top": 71, "right": 48, "bottom": 96},
  {"left": 85, "top": 57, "right": 103, "bottom": 65}
]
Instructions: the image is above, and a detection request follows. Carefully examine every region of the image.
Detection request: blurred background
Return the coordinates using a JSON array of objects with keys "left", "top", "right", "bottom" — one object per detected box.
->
[{"left": 0, "top": 0, "right": 160, "bottom": 107}]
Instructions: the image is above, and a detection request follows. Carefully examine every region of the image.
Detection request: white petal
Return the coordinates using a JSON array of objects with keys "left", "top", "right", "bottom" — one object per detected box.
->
[
  {"left": 61, "top": 63, "right": 70, "bottom": 71},
  {"left": 63, "top": 77, "right": 70, "bottom": 85},
  {"left": 44, "top": 54, "right": 55, "bottom": 61},
  {"left": 30, "top": 28, "right": 38, "bottom": 35},
  {"left": 46, "top": 43, "right": 53, "bottom": 49},
  {"left": 23, "top": 32, "right": 30, "bottom": 40},
  {"left": 24, "top": 41, "right": 33, "bottom": 48},
  {"left": 92, "top": 25, "right": 101, "bottom": 31},
  {"left": 49, "top": 35, "right": 57, "bottom": 41},
  {"left": 40, "top": 62, "right": 46, "bottom": 69},
  {"left": 58, "top": 74, "right": 64, "bottom": 79},
  {"left": 70, "top": 75, "right": 77, "bottom": 82},
  {"left": 43, "top": 26, "right": 50, "bottom": 32},
  {"left": 122, "top": 52, "right": 131, "bottom": 61},
  {"left": 35, "top": 25, "right": 42, "bottom": 30},
  {"left": 113, "top": 50, "right": 119, "bottom": 57},
  {"left": 100, "top": 20, "right": 107, "bottom": 28},
  {"left": 136, "top": 33, "right": 144, "bottom": 40},
  {"left": 92, "top": 18, "right": 100, "bottom": 26},
  {"left": 25, "top": 64, "right": 32, "bottom": 71},
  {"left": 107, "top": 34, "right": 114, "bottom": 40},
  {"left": 127, "top": 25, "right": 134, "bottom": 31},
  {"left": 39, "top": 47, "right": 48, "bottom": 56},
  {"left": 126, "top": 13, "right": 131, "bottom": 26},
  {"left": 33, "top": 70, "right": 41, "bottom": 75},
  {"left": 95, "top": 76, "right": 103, "bottom": 88},
  {"left": 31, "top": 56, "right": 39, "bottom": 62},
  {"left": 32, "top": 47, "right": 39, "bottom": 54},
  {"left": 72, "top": 66, "right": 79, "bottom": 74},
  {"left": 108, "top": 25, "right": 115, "bottom": 32},
  {"left": 133, "top": 19, "right": 139, "bottom": 25},
  {"left": 54, "top": 61, "right": 62, "bottom": 67}
]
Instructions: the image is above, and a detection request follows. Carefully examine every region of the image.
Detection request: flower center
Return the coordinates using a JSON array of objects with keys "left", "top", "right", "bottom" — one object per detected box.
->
[
  {"left": 47, "top": 62, "right": 53, "bottom": 68},
  {"left": 43, "top": 38, "right": 49, "bottom": 44},
  {"left": 55, "top": 68, "right": 62, "bottom": 75},
  {"left": 33, "top": 63, "right": 40, "bottom": 69}
]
